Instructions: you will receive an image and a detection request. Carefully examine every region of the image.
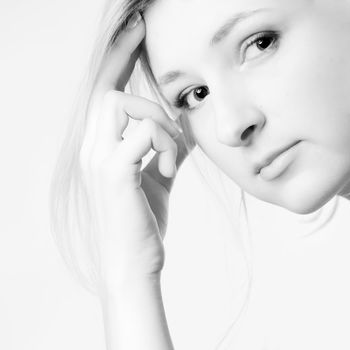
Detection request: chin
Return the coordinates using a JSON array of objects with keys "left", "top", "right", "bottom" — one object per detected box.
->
[
  {"left": 266, "top": 160, "right": 350, "bottom": 215},
  {"left": 282, "top": 198, "right": 327, "bottom": 215},
  {"left": 278, "top": 181, "right": 341, "bottom": 215}
]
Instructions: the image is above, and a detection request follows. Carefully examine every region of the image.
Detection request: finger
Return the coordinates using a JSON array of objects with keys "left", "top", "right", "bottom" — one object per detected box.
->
[
  {"left": 142, "top": 131, "right": 190, "bottom": 193},
  {"left": 94, "top": 12, "right": 145, "bottom": 97},
  {"left": 117, "top": 118, "right": 178, "bottom": 179},
  {"left": 81, "top": 13, "right": 145, "bottom": 163},
  {"left": 119, "top": 92, "right": 182, "bottom": 138},
  {"left": 97, "top": 91, "right": 129, "bottom": 149},
  {"left": 140, "top": 111, "right": 195, "bottom": 192},
  {"left": 171, "top": 113, "right": 195, "bottom": 169},
  {"left": 94, "top": 91, "right": 183, "bottom": 151},
  {"left": 172, "top": 131, "right": 190, "bottom": 170}
]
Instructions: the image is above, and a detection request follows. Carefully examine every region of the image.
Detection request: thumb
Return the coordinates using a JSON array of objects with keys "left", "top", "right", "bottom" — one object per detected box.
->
[{"left": 173, "top": 112, "right": 196, "bottom": 171}]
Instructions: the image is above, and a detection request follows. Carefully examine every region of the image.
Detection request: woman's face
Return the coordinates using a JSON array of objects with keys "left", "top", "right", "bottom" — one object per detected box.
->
[{"left": 144, "top": 0, "right": 350, "bottom": 214}]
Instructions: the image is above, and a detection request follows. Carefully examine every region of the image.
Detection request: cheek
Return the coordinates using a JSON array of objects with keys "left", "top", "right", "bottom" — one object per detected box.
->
[
  {"left": 253, "top": 34, "right": 350, "bottom": 153},
  {"left": 297, "top": 27, "right": 350, "bottom": 148},
  {"left": 285, "top": 66, "right": 350, "bottom": 152},
  {"left": 188, "top": 113, "right": 254, "bottom": 187}
]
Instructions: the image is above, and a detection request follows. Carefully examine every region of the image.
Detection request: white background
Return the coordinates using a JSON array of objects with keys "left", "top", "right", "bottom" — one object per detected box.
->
[{"left": 1, "top": 1, "right": 350, "bottom": 349}]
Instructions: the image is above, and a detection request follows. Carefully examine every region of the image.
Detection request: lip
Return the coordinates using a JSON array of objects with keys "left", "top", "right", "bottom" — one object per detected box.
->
[{"left": 255, "top": 141, "right": 301, "bottom": 179}]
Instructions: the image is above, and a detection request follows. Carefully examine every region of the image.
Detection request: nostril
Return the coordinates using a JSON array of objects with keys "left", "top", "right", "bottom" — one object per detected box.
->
[{"left": 241, "top": 125, "right": 256, "bottom": 142}]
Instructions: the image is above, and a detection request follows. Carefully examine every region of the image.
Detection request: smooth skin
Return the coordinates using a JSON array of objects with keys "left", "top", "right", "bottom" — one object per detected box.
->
[
  {"left": 145, "top": 0, "right": 350, "bottom": 214},
  {"left": 80, "top": 0, "right": 350, "bottom": 287},
  {"left": 80, "top": 13, "right": 190, "bottom": 282},
  {"left": 79, "top": 1, "right": 350, "bottom": 349},
  {"left": 80, "top": 13, "right": 189, "bottom": 349}
]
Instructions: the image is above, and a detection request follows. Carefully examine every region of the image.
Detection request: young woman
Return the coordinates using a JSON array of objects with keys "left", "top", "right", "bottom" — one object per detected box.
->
[{"left": 50, "top": 0, "right": 350, "bottom": 348}]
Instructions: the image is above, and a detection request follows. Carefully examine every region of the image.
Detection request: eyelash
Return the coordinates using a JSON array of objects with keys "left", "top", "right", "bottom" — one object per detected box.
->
[
  {"left": 174, "top": 86, "right": 209, "bottom": 111},
  {"left": 240, "top": 30, "right": 280, "bottom": 62},
  {"left": 173, "top": 30, "right": 280, "bottom": 111}
]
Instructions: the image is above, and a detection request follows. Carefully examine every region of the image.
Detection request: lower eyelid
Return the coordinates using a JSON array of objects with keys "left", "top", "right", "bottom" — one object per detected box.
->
[
  {"left": 244, "top": 31, "right": 279, "bottom": 50},
  {"left": 240, "top": 31, "right": 280, "bottom": 63}
]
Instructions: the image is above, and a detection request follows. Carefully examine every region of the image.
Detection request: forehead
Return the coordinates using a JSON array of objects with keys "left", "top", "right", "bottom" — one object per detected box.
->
[{"left": 143, "top": 0, "right": 306, "bottom": 79}]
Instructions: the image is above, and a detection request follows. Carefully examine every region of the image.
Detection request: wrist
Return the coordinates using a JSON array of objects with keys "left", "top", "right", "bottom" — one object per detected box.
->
[{"left": 97, "top": 270, "right": 162, "bottom": 299}]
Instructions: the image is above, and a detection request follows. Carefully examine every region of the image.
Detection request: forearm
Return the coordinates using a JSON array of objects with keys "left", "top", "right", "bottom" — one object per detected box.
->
[{"left": 99, "top": 273, "right": 175, "bottom": 350}]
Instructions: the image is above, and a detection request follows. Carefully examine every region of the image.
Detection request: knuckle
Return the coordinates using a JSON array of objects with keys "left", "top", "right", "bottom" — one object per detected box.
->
[
  {"left": 141, "top": 117, "right": 157, "bottom": 133},
  {"left": 102, "top": 90, "right": 123, "bottom": 108},
  {"left": 168, "top": 142, "right": 178, "bottom": 160},
  {"left": 170, "top": 139, "right": 178, "bottom": 154},
  {"left": 149, "top": 100, "right": 166, "bottom": 116}
]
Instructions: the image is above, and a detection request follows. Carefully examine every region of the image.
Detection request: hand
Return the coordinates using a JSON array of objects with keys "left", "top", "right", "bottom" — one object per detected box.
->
[{"left": 79, "top": 12, "right": 192, "bottom": 290}]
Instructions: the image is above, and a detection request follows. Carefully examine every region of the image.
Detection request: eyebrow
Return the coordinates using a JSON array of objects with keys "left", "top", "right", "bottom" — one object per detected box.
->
[{"left": 157, "top": 8, "right": 271, "bottom": 87}]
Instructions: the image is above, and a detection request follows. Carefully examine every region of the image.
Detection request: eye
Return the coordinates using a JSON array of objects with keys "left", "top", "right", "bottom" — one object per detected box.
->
[
  {"left": 241, "top": 31, "right": 280, "bottom": 63},
  {"left": 174, "top": 86, "right": 210, "bottom": 111}
]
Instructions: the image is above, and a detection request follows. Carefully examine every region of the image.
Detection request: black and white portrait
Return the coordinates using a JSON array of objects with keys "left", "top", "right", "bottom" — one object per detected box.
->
[{"left": 3, "top": 1, "right": 350, "bottom": 349}]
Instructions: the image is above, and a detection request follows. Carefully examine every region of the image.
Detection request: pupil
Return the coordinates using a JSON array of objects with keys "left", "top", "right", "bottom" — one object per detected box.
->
[
  {"left": 257, "top": 37, "right": 272, "bottom": 50},
  {"left": 195, "top": 87, "right": 208, "bottom": 100}
]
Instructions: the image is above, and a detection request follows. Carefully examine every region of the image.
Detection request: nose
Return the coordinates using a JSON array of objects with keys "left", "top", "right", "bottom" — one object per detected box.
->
[{"left": 213, "top": 102, "right": 266, "bottom": 147}]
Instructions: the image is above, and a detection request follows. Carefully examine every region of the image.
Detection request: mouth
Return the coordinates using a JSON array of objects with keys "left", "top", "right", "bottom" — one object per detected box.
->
[{"left": 255, "top": 140, "right": 301, "bottom": 181}]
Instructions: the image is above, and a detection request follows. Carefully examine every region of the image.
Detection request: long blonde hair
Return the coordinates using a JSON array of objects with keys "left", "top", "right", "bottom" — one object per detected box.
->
[
  {"left": 49, "top": 0, "right": 209, "bottom": 295},
  {"left": 49, "top": 0, "right": 157, "bottom": 295},
  {"left": 49, "top": 0, "right": 252, "bottom": 347}
]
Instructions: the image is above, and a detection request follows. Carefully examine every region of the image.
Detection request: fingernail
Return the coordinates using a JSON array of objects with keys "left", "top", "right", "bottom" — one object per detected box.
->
[
  {"left": 126, "top": 12, "right": 142, "bottom": 30},
  {"left": 172, "top": 133, "right": 181, "bottom": 140},
  {"left": 171, "top": 164, "right": 177, "bottom": 177}
]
